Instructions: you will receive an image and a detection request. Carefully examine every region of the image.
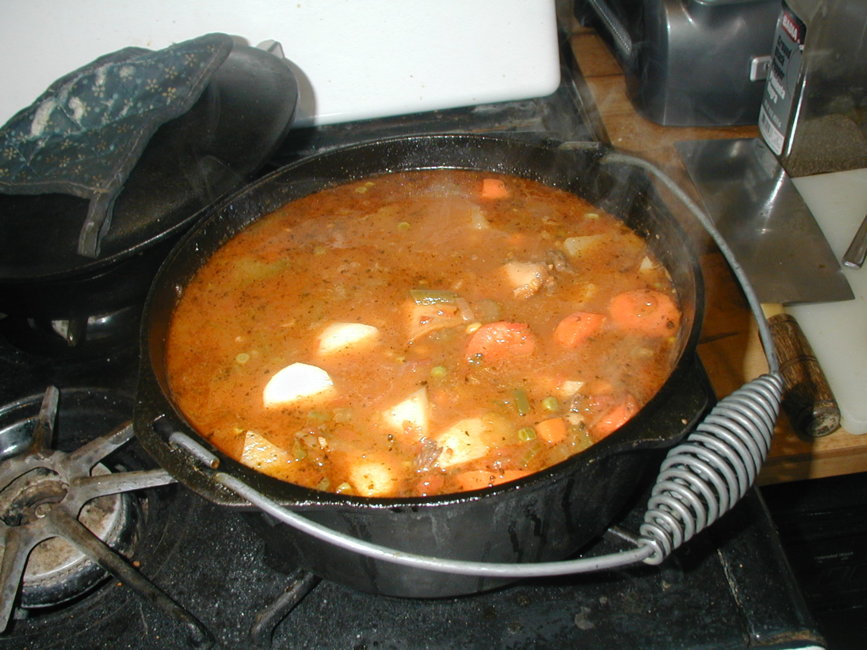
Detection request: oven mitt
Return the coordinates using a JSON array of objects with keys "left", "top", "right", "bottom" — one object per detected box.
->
[{"left": 0, "top": 32, "right": 233, "bottom": 258}]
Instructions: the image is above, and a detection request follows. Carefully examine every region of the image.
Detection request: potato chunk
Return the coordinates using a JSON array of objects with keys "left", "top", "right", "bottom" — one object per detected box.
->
[
  {"left": 382, "top": 387, "right": 429, "bottom": 439},
  {"left": 468, "top": 204, "right": 491, "bottom": 230},
  {"left": 263, "top": 362, "right": 334, "bottom": 407},
  {"left": 562, "top": 234, "right": 605, "bottom": 258},
  {"left": 240, "top": 430, "right": 293, "bottom": 470},
  {"left": 349, "top": 459, "right": 399, "bottom": 497},
  {"left": 502, "top": 261, "right": 548, "bottom": 299},
  {"left": 435, "top": 418, "right": 490, "bottom": 468},
  {"left": 318, "top": 321, "right": 379, "bottom": 355}
]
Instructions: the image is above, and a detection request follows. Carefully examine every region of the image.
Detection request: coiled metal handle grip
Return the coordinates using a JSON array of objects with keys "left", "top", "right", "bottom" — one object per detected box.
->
[{"left": 638, "top": 373, "right": 784, "bottom": 564}]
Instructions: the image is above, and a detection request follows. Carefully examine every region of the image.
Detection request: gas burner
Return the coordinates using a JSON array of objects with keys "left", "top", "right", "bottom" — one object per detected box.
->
[
  {"left": 0, "top": 387, "right": 210, "bottom": 645},
  {"left": 0, "top": 387, "right": 146, "bottom": 613},
  {"left": 0, "top": 458, "right": 139, "bottom": 611}
]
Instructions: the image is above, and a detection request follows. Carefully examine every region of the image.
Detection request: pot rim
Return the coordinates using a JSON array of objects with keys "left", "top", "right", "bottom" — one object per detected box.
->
[{"left": 134, "top": 133, "right": 707, "bottom": 510}]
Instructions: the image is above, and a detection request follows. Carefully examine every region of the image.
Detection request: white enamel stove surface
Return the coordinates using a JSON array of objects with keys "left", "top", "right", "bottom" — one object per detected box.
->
[{"left": 0, "top": 0, "right": 561, "bottom": 128}]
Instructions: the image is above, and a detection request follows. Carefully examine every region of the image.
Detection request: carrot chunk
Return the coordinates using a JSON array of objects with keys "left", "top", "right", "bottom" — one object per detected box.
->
[
  {"left": 465, "top": 321, "right": 537, "bottom": 362},
  {"left": 552, "top": 311, "right": 606, "bottom": 348},
  {"left": 454, "top": 469, "right": 531, "bottom": 491},
  {"left": 454, "top": 470, "right": 496, "bottom": 491},
  {"left": 608, "top": 289, "right": 681, "bottom": 337},
  {"left": 495, "top": 469, "right": 531, "bottom": 485},
  {"left": 535, "top": 417, "right": 568, "bottom": 444},
  {"left": 590, "top": 396, "right": 639, "bottom": 441},
  {"left": 416, "top": 473, "right": 445, "bottom": 496},
  {"left": 480, "top": 178, "right": 510, "bottom": 200}
]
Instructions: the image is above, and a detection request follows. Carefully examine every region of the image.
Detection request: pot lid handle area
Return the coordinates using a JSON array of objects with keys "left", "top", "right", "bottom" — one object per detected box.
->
[{"left": 0, "top": 33, "right": 233, "bottom": 258}]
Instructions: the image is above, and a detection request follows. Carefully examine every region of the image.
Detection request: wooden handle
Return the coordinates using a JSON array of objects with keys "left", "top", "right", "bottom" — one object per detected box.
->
[{"left": 766, "top": 309, "right": 841, "bottom": 438}]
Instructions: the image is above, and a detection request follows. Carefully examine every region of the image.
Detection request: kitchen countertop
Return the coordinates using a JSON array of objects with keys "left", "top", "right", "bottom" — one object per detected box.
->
[{"left": 569, "top": 25, "right": 867, "bottom": 485}]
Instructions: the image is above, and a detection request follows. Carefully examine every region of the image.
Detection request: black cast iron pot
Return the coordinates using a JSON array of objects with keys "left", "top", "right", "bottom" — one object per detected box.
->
[
  {"left": 134, "top": 134, "right": 710, "bottom": 598},
  {"left": 0, "top": 44, "right": 297, "bottom": 356}
]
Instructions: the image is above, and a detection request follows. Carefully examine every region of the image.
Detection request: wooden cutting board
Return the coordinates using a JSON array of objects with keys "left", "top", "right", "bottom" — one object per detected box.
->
[{"left": 789, "top": 168, "right": 867, "bottom": 434}]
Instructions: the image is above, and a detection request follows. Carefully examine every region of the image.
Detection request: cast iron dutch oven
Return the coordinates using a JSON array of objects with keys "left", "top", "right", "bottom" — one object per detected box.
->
[{"left": 134, "top": 134, "right": 710, "bottom": 598}]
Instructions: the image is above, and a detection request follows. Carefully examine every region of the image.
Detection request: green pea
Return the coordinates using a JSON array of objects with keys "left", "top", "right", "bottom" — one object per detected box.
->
[
  {"left": 541, "top": 396, "right": 560, "bottom": 412},
  {"left": 430, "top": 365, "right": 448, "bottom": 380}
]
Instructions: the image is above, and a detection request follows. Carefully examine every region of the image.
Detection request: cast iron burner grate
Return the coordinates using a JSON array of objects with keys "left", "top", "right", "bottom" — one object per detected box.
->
[
  {"left": 0, "top": 387, "right": 207, "bottom": 645},
  {"left": 0, "top": 386, "right": 335, "bottom": 648}
]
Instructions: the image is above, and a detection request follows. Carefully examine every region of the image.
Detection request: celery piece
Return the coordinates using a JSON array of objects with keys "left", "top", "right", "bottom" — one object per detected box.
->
[
  {"left": 410, "top": 288, "right": 458, "bottom": 305},
  {"left": 512, "top": 388, "right": 531, "bottom": 417},
  {"left": 306, "top": 410, "right": 329, "bottom": 423},
  {"left": 292, "top": 442, "right": 308, "bottom": 461}
]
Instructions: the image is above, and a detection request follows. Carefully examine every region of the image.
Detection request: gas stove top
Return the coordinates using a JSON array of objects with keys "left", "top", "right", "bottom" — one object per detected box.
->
[{"left": 0, "top": 35, "right": 824, "bottom": 650}]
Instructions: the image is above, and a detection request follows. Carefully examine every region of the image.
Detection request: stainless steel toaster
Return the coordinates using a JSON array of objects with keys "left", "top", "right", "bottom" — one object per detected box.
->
[{"left": 576, "top": 0, "right": 781, "bottom": 126}]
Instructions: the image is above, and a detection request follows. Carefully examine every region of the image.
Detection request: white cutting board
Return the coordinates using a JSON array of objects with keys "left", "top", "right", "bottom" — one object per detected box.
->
[
  {"left": 0, "top": 0, "right": 560, "bottom": 128},
  {"left": 789, "top": 168, "right": 867, "bottom": 434}
]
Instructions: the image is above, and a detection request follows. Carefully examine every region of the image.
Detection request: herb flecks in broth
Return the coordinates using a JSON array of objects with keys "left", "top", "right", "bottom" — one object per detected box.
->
[{"left": 166, "top": 170, "right": 682, "bottom": 498}]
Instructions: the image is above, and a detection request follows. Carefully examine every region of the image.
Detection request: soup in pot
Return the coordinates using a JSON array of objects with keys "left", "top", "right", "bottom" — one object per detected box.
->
[{"left": 165, "top": 170, "right": 683, "bottom": 498}]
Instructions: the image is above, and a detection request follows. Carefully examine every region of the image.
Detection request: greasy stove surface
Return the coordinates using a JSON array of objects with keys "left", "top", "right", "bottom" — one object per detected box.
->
[{"left": 5, "top": 503, "right": 821, "bottom": 649}]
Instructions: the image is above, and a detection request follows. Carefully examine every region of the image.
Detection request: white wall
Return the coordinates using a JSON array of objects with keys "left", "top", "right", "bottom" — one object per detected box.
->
[{"left": 1, "top": 0, "right": 561, "bottom": 127}]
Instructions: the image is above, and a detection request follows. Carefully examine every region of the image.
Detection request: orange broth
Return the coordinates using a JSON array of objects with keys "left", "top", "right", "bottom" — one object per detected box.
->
[{"left": 165, "top": 170, "right": 682, "bottom": 498}]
